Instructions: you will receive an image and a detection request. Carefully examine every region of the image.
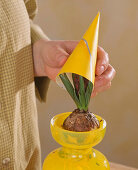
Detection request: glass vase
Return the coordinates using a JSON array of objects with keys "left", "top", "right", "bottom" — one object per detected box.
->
[{"left": 43, "top": 112, "right": 110, "bottom": 170}]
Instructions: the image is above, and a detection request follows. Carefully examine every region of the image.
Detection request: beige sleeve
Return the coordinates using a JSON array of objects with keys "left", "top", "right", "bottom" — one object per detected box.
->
[{"left": 24, "top": 0, "right": 50, "bottom": 102}]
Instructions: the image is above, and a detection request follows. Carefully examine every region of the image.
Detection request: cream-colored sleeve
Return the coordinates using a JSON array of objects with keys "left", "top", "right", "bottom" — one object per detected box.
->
[{"left": 24, "top": 0, "right": 50, "bottom": 102}]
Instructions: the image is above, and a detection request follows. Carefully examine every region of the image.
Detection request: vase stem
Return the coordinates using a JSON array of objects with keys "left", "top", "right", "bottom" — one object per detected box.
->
[{"left": 59, "top": 147, "right": 93, "bottom": 159}]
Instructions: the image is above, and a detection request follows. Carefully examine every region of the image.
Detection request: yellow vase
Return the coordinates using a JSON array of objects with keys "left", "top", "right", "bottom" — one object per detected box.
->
[{"left": 43, "top": 112, "right": 110, "bottom": 170}]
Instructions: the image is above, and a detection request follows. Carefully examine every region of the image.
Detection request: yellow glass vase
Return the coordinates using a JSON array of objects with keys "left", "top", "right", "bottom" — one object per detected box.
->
[{"left": 43, "top": 112, "right": 110, "bottom": 170}]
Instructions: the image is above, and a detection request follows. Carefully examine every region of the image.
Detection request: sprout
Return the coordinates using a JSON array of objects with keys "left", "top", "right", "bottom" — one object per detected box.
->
[{"left": 59, "top": 73, "right": 93, "bottom": 111}]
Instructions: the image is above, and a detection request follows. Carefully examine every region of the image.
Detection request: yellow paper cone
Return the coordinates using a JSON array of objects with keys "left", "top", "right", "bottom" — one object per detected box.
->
[{"left": 56, "top": 12, "right": 100, "bottom": 88}]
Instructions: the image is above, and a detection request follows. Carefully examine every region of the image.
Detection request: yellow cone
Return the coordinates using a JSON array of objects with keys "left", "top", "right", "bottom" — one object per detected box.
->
[{"left": 56, "top": 12, "right": 100, "bottom": 88}]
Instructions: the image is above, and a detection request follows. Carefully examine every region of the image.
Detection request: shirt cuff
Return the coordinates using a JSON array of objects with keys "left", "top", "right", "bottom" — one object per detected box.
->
[
  {"left": 35, "top": 76, "right": 50, "bottom": 103},
  {"left": 30, "top": 20, "right": 50, "bottom": 102}
]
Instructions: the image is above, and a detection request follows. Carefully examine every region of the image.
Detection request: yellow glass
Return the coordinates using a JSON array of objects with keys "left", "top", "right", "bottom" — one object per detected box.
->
[{"left": 43, "top": 112, "right": 110, "bottom": 170}]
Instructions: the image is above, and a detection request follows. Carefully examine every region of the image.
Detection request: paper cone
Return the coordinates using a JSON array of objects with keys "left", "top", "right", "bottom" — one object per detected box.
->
[{"left": 56, "top": 12, "right": 100, "bottom": 88}]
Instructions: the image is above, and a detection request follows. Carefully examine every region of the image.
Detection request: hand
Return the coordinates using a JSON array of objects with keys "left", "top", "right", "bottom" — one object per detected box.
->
[
  {"left": 33, "top": 39, "right": 116, "bottom": 96},
  {"left": 33, "top": 40, "right": 76, "bottom": 80},
  {"left": 91, "top": 46, "right": 116, "bottom": 97}
]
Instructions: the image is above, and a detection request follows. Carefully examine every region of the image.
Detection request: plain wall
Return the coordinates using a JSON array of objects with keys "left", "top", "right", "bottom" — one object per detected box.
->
[{"left": 34, "top": 0, "right": 138, "bottom": 168}]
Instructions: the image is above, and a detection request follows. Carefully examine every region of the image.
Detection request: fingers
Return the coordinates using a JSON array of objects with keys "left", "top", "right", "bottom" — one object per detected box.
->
[
  {"left": 91, "top": 64, "right": 116, "bottom": 97},
  {"left": 43, "top": 40, "right": 79, "bottom": 80},
  {"left": 95, "top": 64, "right": 116, "bottom": 87},
  {"left": 42, "top": 42, "right": 68, "bottom": 69},
  {"left": 61, "top": 40, "right": 79, "bottom": 54},
  {"left": 44, "top": 41, "right": 78, "bottom": 69},
  {"left": 96, "top": 46, "right": 109, "bottom": 76},
  {"left": 44, "top": 64, "right": 61, "bottom": 81},
  {"left": 91, "top": 82, "right": 111, "bottom": 97},
  {"left": 53, "top": 40, "right": 79, "bottom": 67},
  {"left": 54, "top": 46, "right": 69, "bottom": 68}
]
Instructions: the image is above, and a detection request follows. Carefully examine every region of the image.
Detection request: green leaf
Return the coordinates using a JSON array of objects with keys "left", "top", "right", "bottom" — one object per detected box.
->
[
  {"left": 64, "top": 73, "right": 81, "bottom": 107},
  {"left": 59, "top": 74, "right": 80, "bottom": 108},
  {"left": 72, "top": 73, "right": 76, "bottom": 88},
  {"left": 85, "top": 81, "right": 93, "bottom": 110},
  {"left": 78, "top": 75, "right": 86, "bottom": 111},
  {"left": 72, "top": 73, "right": 79, "bottom": 96}
]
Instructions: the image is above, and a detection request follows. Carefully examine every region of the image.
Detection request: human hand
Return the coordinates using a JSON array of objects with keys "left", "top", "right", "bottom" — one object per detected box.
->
[
  {"left": 33, "top": 40, "right": 76, "bottom": 80},
  {"left": 91, "top": 46, "right": 116, "bottom": 97},
  {"left": 33, "top": 39, "right": 115, "bottom": 96}
]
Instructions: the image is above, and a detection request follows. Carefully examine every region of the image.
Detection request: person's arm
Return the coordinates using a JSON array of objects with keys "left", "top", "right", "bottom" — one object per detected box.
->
[{"left": 24, "top": 0, "right": 50, "bottom": 102}]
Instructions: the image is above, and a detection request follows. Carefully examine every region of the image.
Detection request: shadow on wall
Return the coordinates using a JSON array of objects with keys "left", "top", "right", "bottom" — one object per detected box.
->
[{"left": 35, "top": 0, "right": 138, "bottom": 168}]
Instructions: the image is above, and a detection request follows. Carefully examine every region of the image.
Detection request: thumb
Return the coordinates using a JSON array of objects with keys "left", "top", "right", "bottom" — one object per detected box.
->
[
  {"left": 53, "top": 40, "right": 79, "bottom": 68},
  {"left": 62, "top": 40, "right": 79, "bottom": 55},
  {"left": 45, "top": 41, "right": 69, "bottom": 68}
]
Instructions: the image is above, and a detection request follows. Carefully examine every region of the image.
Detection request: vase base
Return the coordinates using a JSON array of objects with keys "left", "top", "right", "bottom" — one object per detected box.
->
[{"left": 43, "top": 148, "right": 110, "bottom": 170}]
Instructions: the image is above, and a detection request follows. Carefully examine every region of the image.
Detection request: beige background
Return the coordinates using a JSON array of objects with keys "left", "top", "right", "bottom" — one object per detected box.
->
[{"left": 34, "top": 0, "right": 138, "bottom": 168}]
